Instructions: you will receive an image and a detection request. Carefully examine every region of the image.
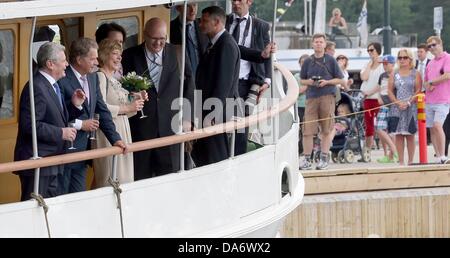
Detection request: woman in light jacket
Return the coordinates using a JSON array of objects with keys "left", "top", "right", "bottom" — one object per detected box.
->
[{"left": 93, "top": 39, "right": 145, "bottom": 187}]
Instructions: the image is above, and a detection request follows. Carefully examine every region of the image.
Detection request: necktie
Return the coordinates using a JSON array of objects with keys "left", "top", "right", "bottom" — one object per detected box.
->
[
  {"left": 186, "top": 23, "right": 199, "bottom": 76},
  {"left": 206, "top": 41, "right": 213, "bottom": 54},
  {"left": 148, "top": 53, "right": 161, "bottom": 92},
  {"left": 80, "top": 75, "right": 90, "bottom": 105},
  {"left": 232, "top": 17, "right": 244, "bottom": 44},
  {"left": 53, "top": 82, "right": 63, "bottom": 110}
]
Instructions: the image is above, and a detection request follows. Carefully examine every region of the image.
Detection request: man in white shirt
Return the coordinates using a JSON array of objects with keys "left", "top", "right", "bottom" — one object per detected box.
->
[{"left": 415, "top": 43, "right": 431, "bottom": 92}]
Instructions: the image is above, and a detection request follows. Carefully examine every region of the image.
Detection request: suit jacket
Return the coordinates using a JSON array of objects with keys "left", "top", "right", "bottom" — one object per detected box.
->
[
  {"left": 122, "top": 43, "right": 195, "bottom": 169},
  {"left": 193, "top": 31, "right": 240, "bottom": 166},
  {"left": 59, "top": 67, "right": 121, "bottom": 167},
  {"left": 14, "top": 72, "right": 82, "bottom": 176},
  {"left": 226, "top": 14, "right": 272, "bottom": 86},
  {"left": 170, "top": 17, "right": 209, "bottom": 57}
]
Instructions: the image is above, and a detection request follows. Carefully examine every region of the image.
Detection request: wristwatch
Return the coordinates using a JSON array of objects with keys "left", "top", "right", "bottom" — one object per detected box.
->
[{"left": 429, "top": 81, "right": 433, "bottom": 86}]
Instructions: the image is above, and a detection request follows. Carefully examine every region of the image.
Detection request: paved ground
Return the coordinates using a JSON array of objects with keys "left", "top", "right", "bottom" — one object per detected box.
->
[{"left": 307, "top": 145, "right": 441, "bottom": 171}]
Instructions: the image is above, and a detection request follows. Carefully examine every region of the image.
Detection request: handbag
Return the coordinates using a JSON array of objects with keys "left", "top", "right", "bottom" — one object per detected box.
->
[{"left": 387, "top": 116, "right": 399, "bottom": 133}]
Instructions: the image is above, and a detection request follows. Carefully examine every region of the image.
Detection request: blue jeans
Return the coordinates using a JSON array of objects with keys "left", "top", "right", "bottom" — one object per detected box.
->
[{"left": 58, "top": 164, "right": 87, "bottom": 195}]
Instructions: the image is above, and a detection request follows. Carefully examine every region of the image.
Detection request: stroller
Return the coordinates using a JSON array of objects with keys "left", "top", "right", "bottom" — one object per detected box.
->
[{"left": 330, "top": 90, "right": 371, "bottom": 163}]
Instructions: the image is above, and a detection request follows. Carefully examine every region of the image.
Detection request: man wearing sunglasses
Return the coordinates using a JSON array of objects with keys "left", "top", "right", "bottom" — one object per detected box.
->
[{"left": 424, "top": 36, "right": 450, "bottom": 164}]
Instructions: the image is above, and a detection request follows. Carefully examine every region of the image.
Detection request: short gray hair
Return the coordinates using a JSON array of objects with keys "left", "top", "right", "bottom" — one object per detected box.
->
[
  {"left": 36, "top": 42, "right": 65, "bottom": 69},
  {"left": 69, "top": 37, "right": 98, "bottom": 64}
]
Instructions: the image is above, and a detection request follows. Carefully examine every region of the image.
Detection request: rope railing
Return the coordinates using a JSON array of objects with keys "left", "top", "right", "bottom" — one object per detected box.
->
[{"left": 0, "top": 62, "right": 299, "bottom": 174}]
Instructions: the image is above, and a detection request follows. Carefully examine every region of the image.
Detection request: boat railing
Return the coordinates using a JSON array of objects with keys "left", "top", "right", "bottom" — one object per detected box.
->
[{"left": 0, "top": 62, "right": 299, "bottom": 175}]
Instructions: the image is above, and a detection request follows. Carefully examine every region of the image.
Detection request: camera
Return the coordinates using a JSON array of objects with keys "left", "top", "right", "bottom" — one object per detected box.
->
[
  {"left": 311, "top": 76, "right": 322, "bottom": 86},
  {"left": 244, "top": 84, "right": 260, "bottom": 115}
]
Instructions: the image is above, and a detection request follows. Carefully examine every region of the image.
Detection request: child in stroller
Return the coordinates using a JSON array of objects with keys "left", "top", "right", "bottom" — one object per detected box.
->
[{"left": 330, "top": 91, "right": 371, "bottom": 163}]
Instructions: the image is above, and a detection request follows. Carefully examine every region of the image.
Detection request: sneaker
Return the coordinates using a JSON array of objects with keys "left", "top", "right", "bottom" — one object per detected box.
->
[
  {"left": 316, "top": 154, "right": 329, "bottom": 170},
  {"left": 316, "top": 159, "right": 329, "bottom": 170},
  {"left": 377, "top": 156, "right": 394, "bottom": 163},
  {"left": 300, "top": 157, "right": 313, "bottom": 170},
  {"left": 440, "top": 156, "right": 449, "bottom": 164},
  {"left": 393, "top": 153, "right": 399, "bottom": 162}
]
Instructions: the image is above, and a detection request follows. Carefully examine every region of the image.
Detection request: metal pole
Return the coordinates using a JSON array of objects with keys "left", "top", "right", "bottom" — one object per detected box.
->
[
  {"left": 111, "top": 155, "right": 118, "bottom": 180},
  {"left": 309, "top": 0, "right": 312, "bottom": 36},
  {"left": 271, "top": 0, "right": 278, "bottom": 144},
  {"left": 383, "top": 0, "right": 392, "bottom": 55},
  {"left": 178, "top": 1, "right": 188, "bottom": 172},
  {"left": 304, "top": 0, "right": 307, "bottom": 35},
  {"left": 28, "top": 17, "right": 41, "bottom": 196},
  {"left": 225, "top": 0, "right": 232, "bottom": 14},
  {"left": 230, "top": 130, "right": 236, "bottom": 158},
  {"left": 436, "top": 30, "right": 441, "bottom": 38}
]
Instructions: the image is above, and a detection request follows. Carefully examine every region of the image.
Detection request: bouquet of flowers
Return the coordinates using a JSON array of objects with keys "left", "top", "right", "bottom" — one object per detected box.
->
[
  {"left": 120, "top": 72, "right": 152, "bottom": 119},
  {"left": 120, "top": 71, "right": 153, "bottom": 93}
]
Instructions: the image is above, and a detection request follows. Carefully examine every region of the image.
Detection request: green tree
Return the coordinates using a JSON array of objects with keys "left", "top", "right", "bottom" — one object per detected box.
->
[{"left": 250, "top": 0, "right": 450, "bottom": 50}]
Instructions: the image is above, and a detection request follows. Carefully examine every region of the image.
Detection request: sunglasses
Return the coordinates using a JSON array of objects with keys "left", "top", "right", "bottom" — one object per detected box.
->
[
  {"left": 397, "top": 56, "right": 409, "bottom": 60},
  {"left": 427, "top": 43, "right": 437, "bottom": 49},
  {"left": 367, "top": 48, "right": 375, "bottom": 53}
]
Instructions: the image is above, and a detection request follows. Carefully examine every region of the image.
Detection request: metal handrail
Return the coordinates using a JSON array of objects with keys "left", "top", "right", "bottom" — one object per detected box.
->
[{"left": 0, "top": 62, "right": 298, "bottom": 174}]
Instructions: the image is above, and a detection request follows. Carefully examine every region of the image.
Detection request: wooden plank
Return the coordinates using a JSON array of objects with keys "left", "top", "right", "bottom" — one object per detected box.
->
[
  {"left": 301, "top": 164, "right": 450, "bottom": 178},
  {"left": 304, "top": 170, "right": 450, "bottom": 195},
  {"left": 283, "top": 188, "right": 450, "bottom": 237}
]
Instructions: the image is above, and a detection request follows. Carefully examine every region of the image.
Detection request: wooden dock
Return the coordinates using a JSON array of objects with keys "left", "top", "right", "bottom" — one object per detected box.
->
[{"left": 282, "top": 165, "right": 450, "bottom": 237}]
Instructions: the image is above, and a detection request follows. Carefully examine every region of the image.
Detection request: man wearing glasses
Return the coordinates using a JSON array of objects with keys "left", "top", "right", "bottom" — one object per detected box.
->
[
  {"left": 424, "top": 36, "right": 450, "bottom": 164},
  {"left": 122, "top": 18, "right": 195, "bottom": 179}
]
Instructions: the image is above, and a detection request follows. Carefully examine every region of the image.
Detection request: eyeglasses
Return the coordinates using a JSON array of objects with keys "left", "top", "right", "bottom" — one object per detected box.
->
[
  {"left": 397, "top": 56, "right": 410, "bottom": 60},
  {"left": 148, "top": 36, "right": 167, "bottom": 43},
  {"left": 367, "top": 48, "right": 375, "bottom": 53},
  {"left": 427, "top": 43, "right": 437, "bottom": 49}
]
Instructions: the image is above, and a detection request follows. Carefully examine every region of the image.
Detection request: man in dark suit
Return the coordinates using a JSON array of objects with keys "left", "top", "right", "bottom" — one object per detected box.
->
[
  {"left": 170, "top": 3, "right": 271, "bottom": 76},
  {"left": 59, "top": 38, "right": 126, "bottom": 194},
  {"left": 415, "top": 43, "right": 431, "bottom": 91},
  {"left": 170, "top": 3, "right": 209, "bottom": 77},
  {"left": 122, "top": 18, "right": 195, "bottom": 179},
  {"left": 192, "top": 6, "right": 241, "bottom": 166},
  {"left": 14, "top": 42, "right": 85, "bottom": 201},
  {"left": 226, "top": 0, "right": 273, "bottom": 155}
]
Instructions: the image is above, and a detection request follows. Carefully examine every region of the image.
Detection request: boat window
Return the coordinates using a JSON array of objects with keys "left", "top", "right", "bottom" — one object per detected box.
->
[
  {"left": 98, "top": 16, "right": 139, "bottom": 50},
  {"left": 0, "top": 29, "right": 15, "bottom": 121}
]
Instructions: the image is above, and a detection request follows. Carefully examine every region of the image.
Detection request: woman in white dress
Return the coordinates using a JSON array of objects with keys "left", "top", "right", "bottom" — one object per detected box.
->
[{"left": 93, "top": 39, "right": 146, "bottom": 188}]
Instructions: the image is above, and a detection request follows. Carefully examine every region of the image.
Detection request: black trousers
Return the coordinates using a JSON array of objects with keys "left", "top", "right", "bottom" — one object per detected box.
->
[
  {"left": 444, "top": 109, "right": 450, "bottom": 156},
  {"left": 19, "top": 174, "right": 58, "bottom": 201}
]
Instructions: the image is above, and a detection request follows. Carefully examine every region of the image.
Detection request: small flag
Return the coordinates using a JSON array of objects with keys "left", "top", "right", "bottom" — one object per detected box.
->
[
  {"left": 357, "top": 0, "right": 368, "bottom": 47},
  {"left": 277, "top": 8, "right": 286, "bottom": 15}
]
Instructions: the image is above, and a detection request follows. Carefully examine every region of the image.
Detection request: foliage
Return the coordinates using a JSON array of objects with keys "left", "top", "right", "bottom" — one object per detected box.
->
[
  {"left": 250, "top": 0, "right": 450, "bottom": 50},
  {"left": 120, "top": 72, "right": 153, "bottom": 92}
]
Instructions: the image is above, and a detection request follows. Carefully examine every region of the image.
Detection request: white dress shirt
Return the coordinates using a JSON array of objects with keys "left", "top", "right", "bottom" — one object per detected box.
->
[{"left": 230, "top": 13, "right": 252, "bottom": 80}]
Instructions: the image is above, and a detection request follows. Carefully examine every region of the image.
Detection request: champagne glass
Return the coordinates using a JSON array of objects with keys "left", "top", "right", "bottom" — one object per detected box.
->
[
  {"left": 68, "top": 123, "right": 76, "bottom": 150},
  {"left": 90, "top": 113, "right": 100, "bottom": 140},
  {"left": 138, "top": 90, "right": 147, "bottom": 119}
]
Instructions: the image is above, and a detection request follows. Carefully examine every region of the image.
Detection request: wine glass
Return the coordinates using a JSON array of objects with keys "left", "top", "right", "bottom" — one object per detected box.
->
[
  {"left": 90, "top": 113, "right": 100, "bottom": 140},
  {"left": 68, "top": 123, "right": 76, "bottom": 150},
  {"left": 139, "top": 90, "right": 148, "bottom": 119}
]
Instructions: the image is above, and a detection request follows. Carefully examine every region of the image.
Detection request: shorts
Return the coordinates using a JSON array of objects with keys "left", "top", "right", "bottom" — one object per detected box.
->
[
  {"left": 375, "top": 106, "right": 389, "bottom": 131},
  {"left": 426, "top": 104, "right": 450, "bottom": 128},
  {"left": 363, "top": 99, "right": 380, "bottom": 137},
  {"left": 303, "top": 95, "right": 335, "bottom": 136}
]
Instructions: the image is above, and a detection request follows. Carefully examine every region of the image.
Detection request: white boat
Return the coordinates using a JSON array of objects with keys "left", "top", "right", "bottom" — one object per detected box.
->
[{"left": 0, "top": 0, "right": 303, "bottom": 237}]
